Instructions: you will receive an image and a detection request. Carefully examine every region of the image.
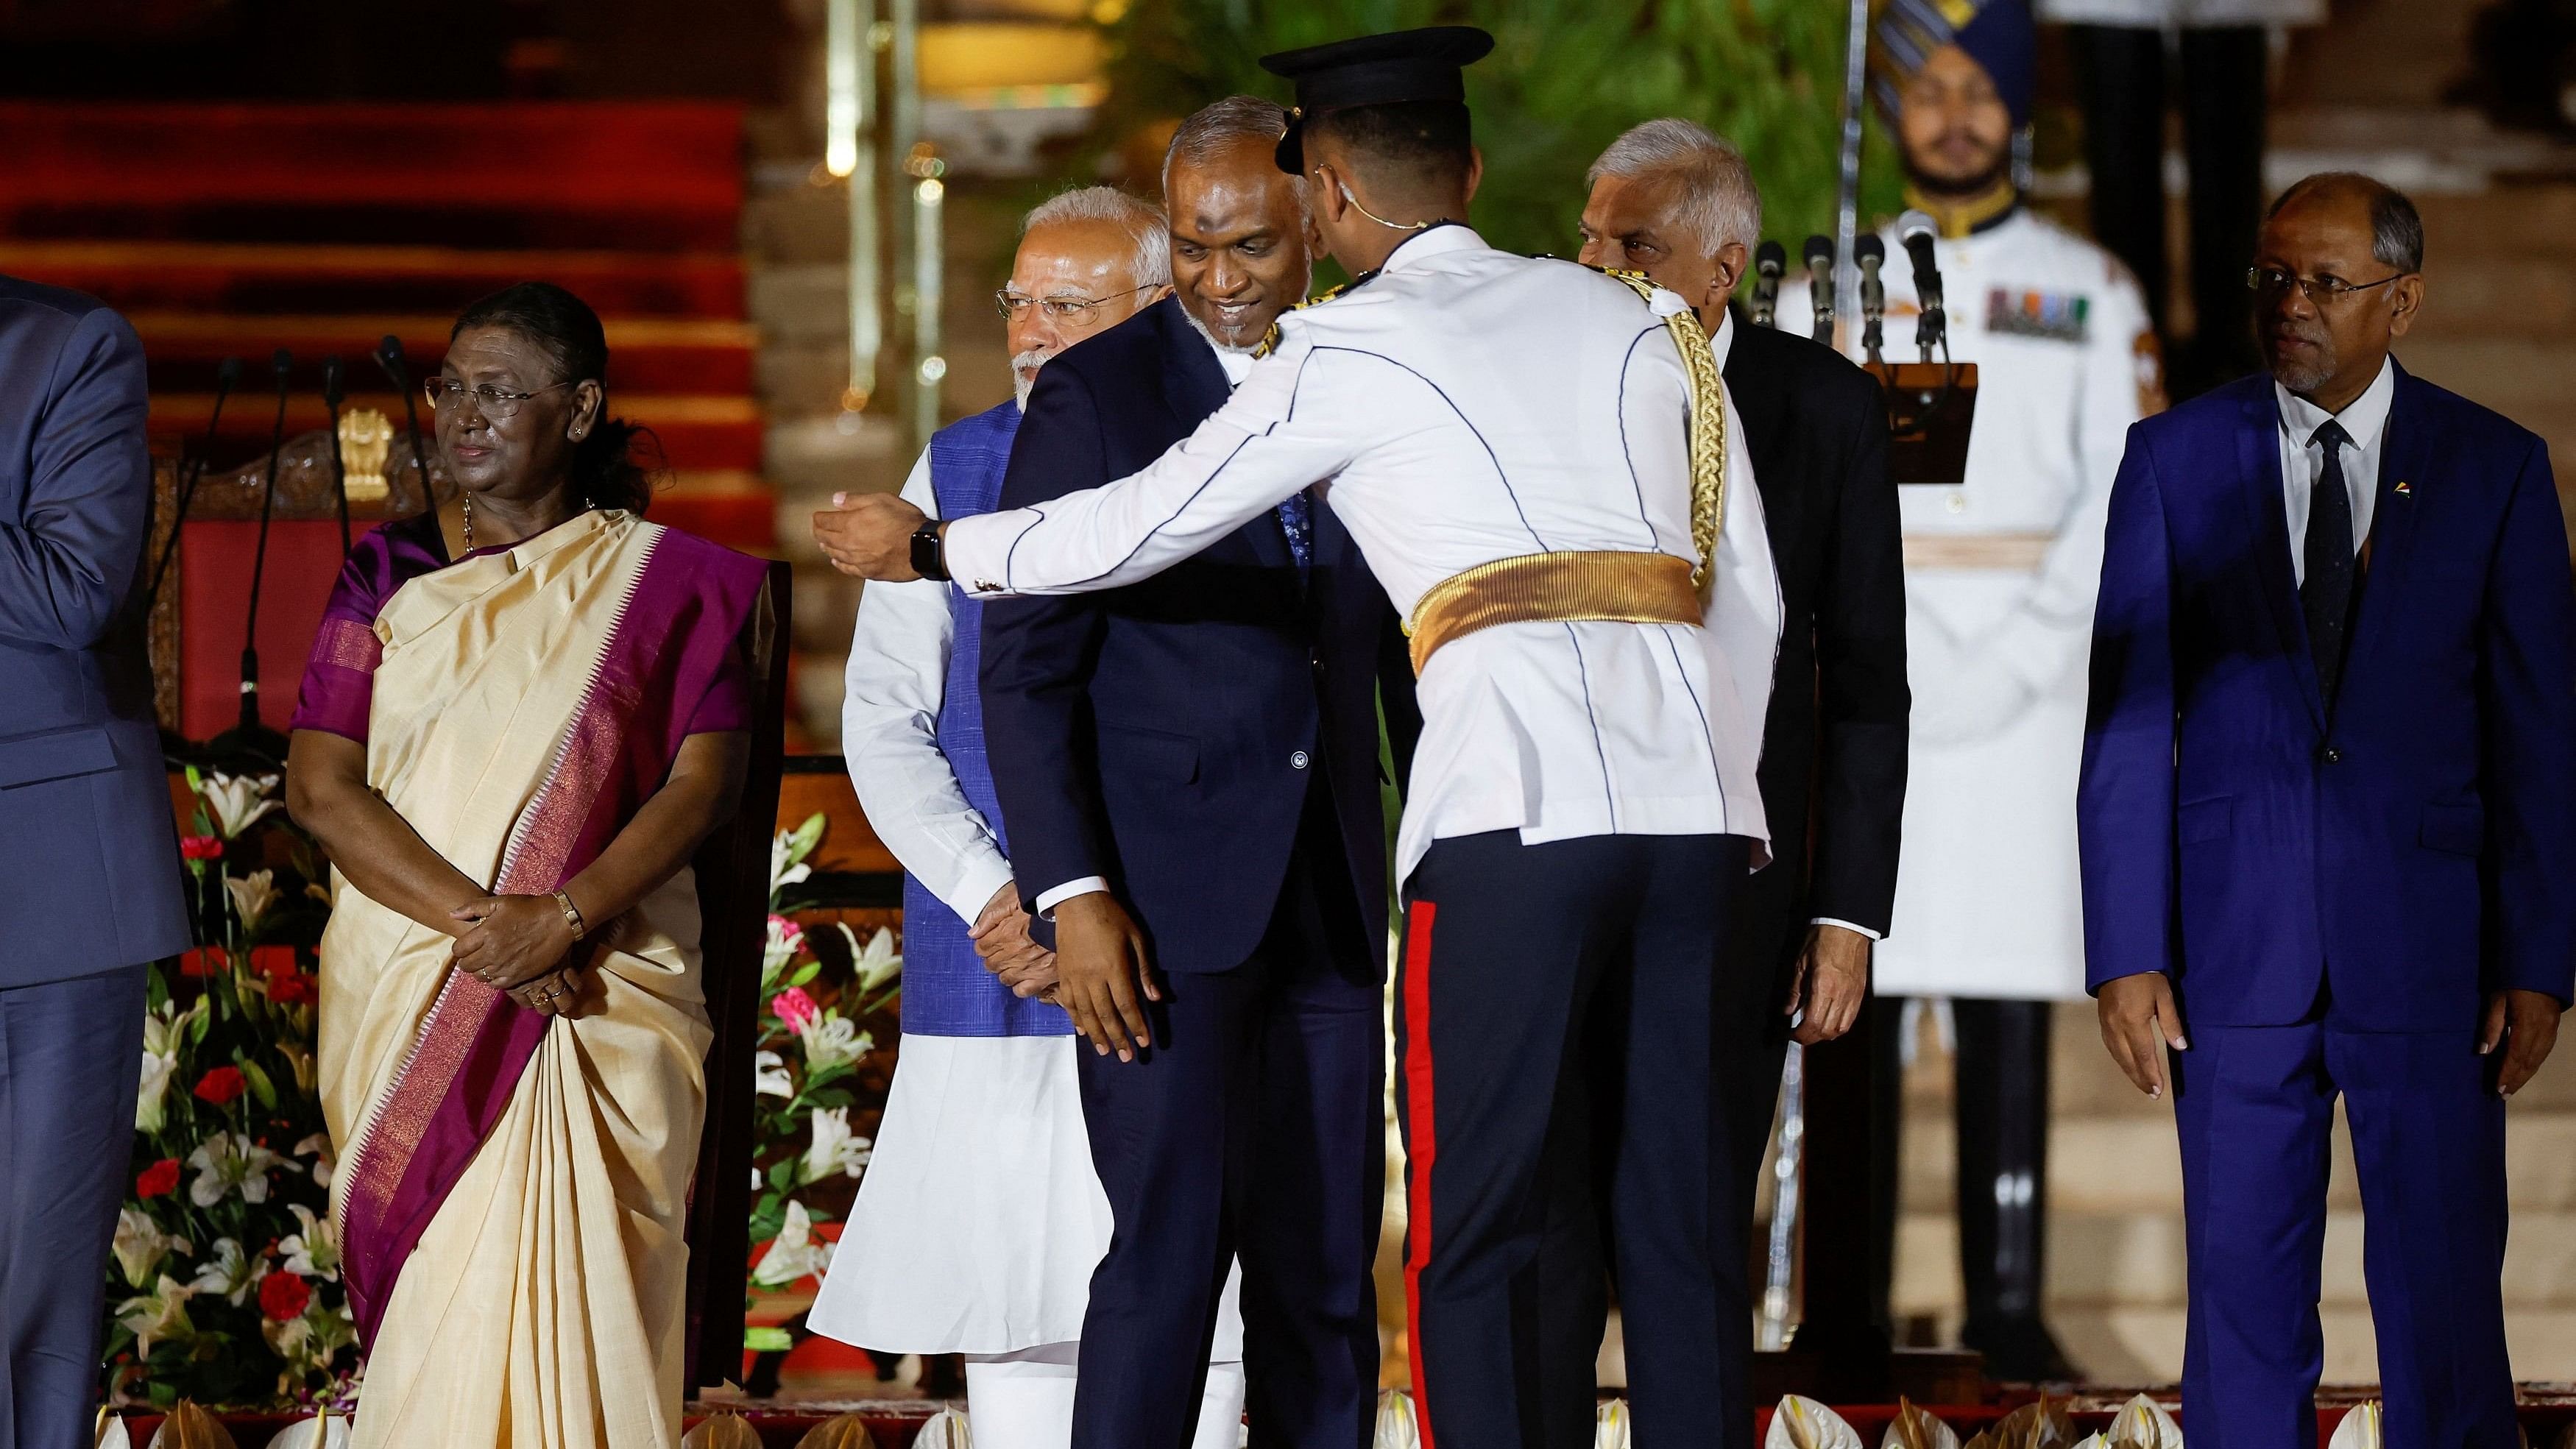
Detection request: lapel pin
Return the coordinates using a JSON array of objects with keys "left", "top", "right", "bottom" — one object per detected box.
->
[{"left": 2393, "top": 480, "right": 2411, "bottom": 495}]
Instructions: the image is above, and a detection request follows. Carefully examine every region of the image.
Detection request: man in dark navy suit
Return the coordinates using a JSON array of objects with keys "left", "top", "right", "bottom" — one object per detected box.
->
[
  {"left": 980, "top": 96, "right": 1416, "bottom": 1449},
  {"left": 2081, "top": 174, "right": 2575, "bottom": 1448},
  {"left": 0, "top": 277, "right": 191, "bottom": 1446}
]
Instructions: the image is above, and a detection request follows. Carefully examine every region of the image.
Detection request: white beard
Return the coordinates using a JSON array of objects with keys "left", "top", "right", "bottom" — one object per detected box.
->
[{"left": 1012, "top": 347, "right": 1055, "bottom": 410}]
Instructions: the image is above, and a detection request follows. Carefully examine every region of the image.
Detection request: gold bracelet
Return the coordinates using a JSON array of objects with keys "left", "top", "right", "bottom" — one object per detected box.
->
[{"left": 551, "top": 888, "right": 587, "bottom": 940}]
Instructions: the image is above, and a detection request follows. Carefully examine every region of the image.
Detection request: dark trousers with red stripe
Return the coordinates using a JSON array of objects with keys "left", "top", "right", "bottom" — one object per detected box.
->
[
  {"left": 1071, "top": 806, "right": 1384, "bottom": 1449},
  {"left": 1396, "top": 829, "right": 1749, "bottom": 1449}
]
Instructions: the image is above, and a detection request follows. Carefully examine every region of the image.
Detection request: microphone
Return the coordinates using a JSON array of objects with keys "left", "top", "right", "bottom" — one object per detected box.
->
[
  {"left": 141, "top": 355, "right": 243, "bottom": 615},
  {"left": 1897, "top": 210, "right": 1948, "bottom": 361},
  {"left": 1855, "top": 233, "right": 1887, "bottom": 367},
  {"left": 1802, "top": 234, "right": 1836, "bottom": 347},
  {"left": 375, "top": 335, "right": 431, "bottom": 507},
  {"left": 1752, "top": 240, "right": 1786, "bottom": 330},
  {"left": 322, "top": 355, "right": 352, "bottom": 558},
  {"left": 214, "top": 349, "right": 294, "bottom": 760}
]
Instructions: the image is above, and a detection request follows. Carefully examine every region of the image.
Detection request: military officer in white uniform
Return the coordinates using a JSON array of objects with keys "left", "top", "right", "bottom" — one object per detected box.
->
[
  {"left": 816, "top": 27, "right": 1808, "bottom": 1449},
  {"left": 1776, "top": 0, "right": 2162, "bottom": 1381}
]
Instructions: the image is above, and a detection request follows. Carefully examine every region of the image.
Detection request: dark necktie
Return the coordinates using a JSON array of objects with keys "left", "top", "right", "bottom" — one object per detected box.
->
[
  {"left": 2301, "top": 418, "right": 2355, "bottom": 705},
  {"left": 1276, "top": 489, "right": 1313, "bottom": 577}
]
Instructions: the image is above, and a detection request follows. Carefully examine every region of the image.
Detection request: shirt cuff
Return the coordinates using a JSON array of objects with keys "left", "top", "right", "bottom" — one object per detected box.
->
[
  {"left": 1810, "top": 917, "right": 1884, "bottom": 942},
  {"left": 1033, "top": 876, "right": 1113, "bottom": 918},
  {"left": 943, "top": 854, "right": 1022, "bottom": 928},
  {"left": 944, "top": 512, "right": 1018, "bottom": 597}
]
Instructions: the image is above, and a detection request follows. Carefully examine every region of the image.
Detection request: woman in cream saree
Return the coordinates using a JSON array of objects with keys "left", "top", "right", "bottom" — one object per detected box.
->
[{"left": 286, "top": 283, "right": 768, "bottom": 1448}]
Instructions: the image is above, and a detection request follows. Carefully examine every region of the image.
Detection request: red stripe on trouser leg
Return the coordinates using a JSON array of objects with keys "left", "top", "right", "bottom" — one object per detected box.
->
[{"left": 1401, "top": 901, "right": 1440, "bottom": 1449}]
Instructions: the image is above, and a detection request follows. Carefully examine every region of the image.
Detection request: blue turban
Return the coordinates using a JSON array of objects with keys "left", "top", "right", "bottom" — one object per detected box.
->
[{"left": 1872, "top": 0, "right": 2037, "bottom": 131}]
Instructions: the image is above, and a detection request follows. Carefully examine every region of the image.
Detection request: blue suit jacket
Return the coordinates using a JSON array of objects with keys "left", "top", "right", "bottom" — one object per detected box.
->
[
  {"left": 0, "top": 277, "right": 190, "bottom": 986},
  {"left": 2079, "top": 364, "right": 2576, "bottom": 1031},
  {"left": 980, "top": 297, "right": 1418, "bottom": 974}
]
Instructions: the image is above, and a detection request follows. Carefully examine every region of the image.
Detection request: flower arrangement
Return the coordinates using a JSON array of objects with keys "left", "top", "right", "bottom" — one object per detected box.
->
[
  {"left": 105, "top": 768, "right": 356, "bottom": 1410},
  {"left": 740, "top": 814, "right": 902, "bottom": 1356}
]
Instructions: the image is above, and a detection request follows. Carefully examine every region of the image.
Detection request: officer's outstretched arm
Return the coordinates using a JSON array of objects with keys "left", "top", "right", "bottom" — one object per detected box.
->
[{"left": 944, "top": 337, "right": 1356, "bottom": 598}]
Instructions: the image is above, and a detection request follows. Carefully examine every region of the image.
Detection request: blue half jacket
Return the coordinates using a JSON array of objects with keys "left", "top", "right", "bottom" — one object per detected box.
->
[{"left": 898, "top": 399, "right": 1072, "bottom": 1038}]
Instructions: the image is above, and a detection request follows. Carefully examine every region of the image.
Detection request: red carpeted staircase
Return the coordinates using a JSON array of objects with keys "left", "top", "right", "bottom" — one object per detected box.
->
[{"left": 0, "top": 101, "right": 771, "bottom": 552}]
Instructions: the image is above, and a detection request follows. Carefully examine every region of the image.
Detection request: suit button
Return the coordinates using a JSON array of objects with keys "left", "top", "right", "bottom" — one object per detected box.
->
[
  {"left": 2323, "top": 747, "right": 2343, "bottom": 764},
  {"left": 1290, "top": 751, "right": 1311, "bottom": 770}
]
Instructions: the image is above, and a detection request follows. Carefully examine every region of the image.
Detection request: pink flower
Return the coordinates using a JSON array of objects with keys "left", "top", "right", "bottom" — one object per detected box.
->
[
  {"left": 180, "top": 835, "right": 223, "bottom": 861},
  {"left": 769, "top": 986, "right": 820, "bottom": 1034},
  {"left": 768, "top": 913, "right": 806, "bottom": 954}
]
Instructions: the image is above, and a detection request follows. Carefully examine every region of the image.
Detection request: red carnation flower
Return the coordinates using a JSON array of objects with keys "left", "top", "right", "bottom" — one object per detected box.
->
[
  {"left": 260, "top": 1269, "right": 311, "bottom": 1322},
  {"left": 194, "top": 1066, "right": 246, "bottom": 1105},
  {"left": 135, "top": 1158, "right": 180, "bottom": 1198},
  {"left": 268, "top": 972, "right": 318, "bottom": 1005},
  {"left": 251, "top": 944, "right": 297, "bottom": 980},
  {"left": 179, "top": 835, "right": 223, "bottom": 861},
  {"left": 178, "top": 946, "right": 230, "bottom": 977}
]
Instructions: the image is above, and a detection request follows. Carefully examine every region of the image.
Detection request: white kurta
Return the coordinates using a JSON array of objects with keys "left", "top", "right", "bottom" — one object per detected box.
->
[
  {"left": 1778, "top": 208, "right": 2159, "bottom": 999},
  {"left": 810, "top": 447, "right": 1243, "bottom": 1358},
  {"left": 942, "top": 225, "right": 1783, "bottom": 886}
]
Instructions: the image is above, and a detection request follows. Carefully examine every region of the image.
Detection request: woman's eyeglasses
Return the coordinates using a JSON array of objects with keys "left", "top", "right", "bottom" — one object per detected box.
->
[
  {"left": 2245, "top": 267, "right": 2407, "bottom": 306},
  {"left": 424, "top": 378, "right": 575, "bottom": 419},
  {"left": 991, "top": 283, "right": 1157, "bottom": 328}
]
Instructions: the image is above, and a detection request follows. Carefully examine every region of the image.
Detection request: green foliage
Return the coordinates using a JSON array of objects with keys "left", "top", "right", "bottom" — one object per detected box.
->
[{"left": 1095, "top": 0, "right": 1901, "bottom": 261}]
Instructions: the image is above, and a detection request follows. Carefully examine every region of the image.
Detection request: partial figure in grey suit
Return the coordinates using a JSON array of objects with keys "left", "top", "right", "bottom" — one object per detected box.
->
[{"left": 0, "top": 277, "right": 190, "bottom": 1447}]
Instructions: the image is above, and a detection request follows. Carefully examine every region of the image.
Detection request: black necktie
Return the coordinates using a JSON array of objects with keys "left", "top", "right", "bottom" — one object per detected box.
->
[{"left": 2301, "top": 418, "right": 2355, "bottom": 705}]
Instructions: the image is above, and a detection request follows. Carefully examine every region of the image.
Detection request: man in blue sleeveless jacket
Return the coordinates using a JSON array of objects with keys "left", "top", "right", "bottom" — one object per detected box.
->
[{"left": 812, "top": 188, "right": 1248, "bottom": 1449}]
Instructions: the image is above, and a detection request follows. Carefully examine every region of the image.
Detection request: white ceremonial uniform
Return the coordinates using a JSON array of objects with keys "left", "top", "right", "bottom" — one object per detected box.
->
[
  {"left": 815, "top": 450, "right": 1245, "bottom": 1374},
  {"left": 1777, "top": 206, "right": 2159, "bottom": 999},
  {"left": 943, "top": 225, "right": 1784, "bottom": 882}
]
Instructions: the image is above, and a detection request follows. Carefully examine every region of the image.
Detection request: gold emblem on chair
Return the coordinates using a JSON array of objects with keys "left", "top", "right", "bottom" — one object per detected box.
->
[{"left": 337, "top": 408, "right": 395, "bottom": 506}]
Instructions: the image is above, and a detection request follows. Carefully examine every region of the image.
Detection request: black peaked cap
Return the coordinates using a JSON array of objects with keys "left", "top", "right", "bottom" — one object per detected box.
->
[{"left": 1259, "top": 25, "right": 1495, "bottom": 174}]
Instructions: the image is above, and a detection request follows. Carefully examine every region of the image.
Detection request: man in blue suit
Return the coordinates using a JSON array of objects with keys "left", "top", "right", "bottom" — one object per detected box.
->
[
  {"left": 980, "top": 97, "right": 1415, "bottom": 1449},
  {"left": 0, "top": 279, "right": 191, "bottom": 1445},
  {"left": 2081, "top": 173, "right": 2574, "bottom": 1448}
]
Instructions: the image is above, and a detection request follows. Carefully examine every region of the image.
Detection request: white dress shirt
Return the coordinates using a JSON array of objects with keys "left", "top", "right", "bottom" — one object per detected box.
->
[
  {"left": 943, "top": 226, "right": 1783, "bottom": 885},
  {"left": 842, "top": 450, "right": 1017, "bottom": 924},
  {"left": 2278, "top": 356, "right": 2394, "bottom": 584}
]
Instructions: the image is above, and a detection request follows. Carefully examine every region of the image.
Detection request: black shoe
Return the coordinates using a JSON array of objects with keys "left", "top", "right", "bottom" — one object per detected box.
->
[{"left": 1961, "top": 1314, "right": 2078, "bottom": 1384}]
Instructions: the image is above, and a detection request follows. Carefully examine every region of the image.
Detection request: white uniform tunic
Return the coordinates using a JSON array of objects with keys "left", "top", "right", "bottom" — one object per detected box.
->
[
  {"left": 943, "top": 225, "right": 1784, "bottom": 884},
  {"left": 815, "top": 450, "right": 1244, "bottom": 1358},
  {"left": 1777, "top": 207, "right": 2159, "bottom": 999}
]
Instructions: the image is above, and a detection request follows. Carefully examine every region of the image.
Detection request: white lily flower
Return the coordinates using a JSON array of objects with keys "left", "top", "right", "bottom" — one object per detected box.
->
[
  {"left": 113, "top": 1209, "right": 188, "bottom": 1289},
  {"left": 768, "top": 829, "right": 815, "bottom": 896},
  {"left": 188, "top": 1131, "right": 286, "bottom": 1207},
  {"left": 754, "top": 1049, "right": 793, "bottom": 1099},
  {"left": 800, "top": 1105, "right": 873, "bottom": 1184},
  {"left": 201, "top": 772, "right": 283, "bottom": 840},
  {"left": 262, "top": 1298, "right": 357, "bottom": 1375},
  {"left": 762, "top": 915, "right": 806, "bottom": 993},
  {"left": 188, "top": 1236, "right": 267, "bottom": 1305},
  {"left": 749, "top": 1200, "right": 835, "bottom": 1286},
  {"left": 280, "top": 1203, "right": 341, "bottom": 1281},
  {"left": 844, "top": 924, "right": 902, "bottom": 993},
  {"left": 294, "top": 1133, "right": 336, "bottom": 1190},
  {"left": 797, "top": 1010, "right": 868, "bottom": 1072},
  {"left": 224, "top": 869, "right": 281, "bottom": 933},
  {"left": 115, "top": 1275, "right": 197, "bottom": 1358},
  {"left": 137, "top": 999, "right": 207, "bottom": 1133}
]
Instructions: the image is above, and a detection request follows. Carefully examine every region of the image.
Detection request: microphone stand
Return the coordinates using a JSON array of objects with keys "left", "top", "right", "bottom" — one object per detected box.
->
[
  {"left": 1752, "top": 240, "right": 1786, "bottom": 330},
  {"left": 377, "top": 335, "right": 431, "bottom": 511},
  {"left": 1855, "top": 234, "right": 1887, "bottom": 368},
  {"left": 322, "top": 355, "right": 352, "bottom": 558},
  {"left": 141, "top": 355, "right": 242, "bottom": 616},
  {"left": 210, "top": 349, "right": 293, "bottom": 764},
  {"left": 1802, "top": 235, "right": 1837, "bottom": 347}
]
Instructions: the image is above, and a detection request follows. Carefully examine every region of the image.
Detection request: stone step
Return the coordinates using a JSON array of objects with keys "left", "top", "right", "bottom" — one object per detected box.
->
[
  {"left": 2050, "top": 1305, "right": 2576, "bottom": 1386},
  {"left": 1892, "top": 1105, "right": 2576, "bottom": 1212},
  {"left": 1894, "top": 1205, "right": 2576, "bottom": 1311}
]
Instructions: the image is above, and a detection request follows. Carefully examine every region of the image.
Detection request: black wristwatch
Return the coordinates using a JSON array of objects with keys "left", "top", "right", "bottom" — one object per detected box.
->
[{"left": 909, "top": 520, "right": 950, "bottom": 582}]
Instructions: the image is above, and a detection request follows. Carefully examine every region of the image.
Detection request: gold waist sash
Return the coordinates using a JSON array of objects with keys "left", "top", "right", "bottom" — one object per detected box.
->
[
  {"left": 1903, "top": 533, "right": 2053, "bottom": 571},
  {"left": 1406, "top": 550, "right": 1699, "bottom": 675}
]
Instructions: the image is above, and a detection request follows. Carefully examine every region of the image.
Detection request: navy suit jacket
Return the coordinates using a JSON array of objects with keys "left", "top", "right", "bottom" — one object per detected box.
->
[
  {"left": 2078, "top": 364, "right": 2576, "bottom": 1031},
  {"left": 980, "top": 297, "right": 1418, "bottom": 974},
  {"left": 0, "top": 277, "right": 189, "bottom": 986}
]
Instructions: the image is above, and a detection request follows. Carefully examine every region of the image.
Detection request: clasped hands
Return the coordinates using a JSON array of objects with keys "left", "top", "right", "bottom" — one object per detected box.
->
[
  {"left": 972, "top": 883, "right": 1058, "bottom": 1002},
  {"left": 450, "top": 895, "right": 585, "bottom": 1017},
  {"left": 813, "top": 492, "right": 933, "bottom": 582}
]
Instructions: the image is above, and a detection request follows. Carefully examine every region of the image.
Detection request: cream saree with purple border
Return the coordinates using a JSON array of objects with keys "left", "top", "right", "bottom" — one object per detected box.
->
[{"left": 317, "top": 509, "right": 763, "bottom": 1448}]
